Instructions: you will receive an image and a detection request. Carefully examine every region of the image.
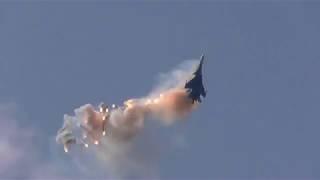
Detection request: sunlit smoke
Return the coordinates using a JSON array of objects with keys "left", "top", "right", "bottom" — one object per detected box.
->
[{"left": 56, "top": 59, "right": 200, "bottom": 177}]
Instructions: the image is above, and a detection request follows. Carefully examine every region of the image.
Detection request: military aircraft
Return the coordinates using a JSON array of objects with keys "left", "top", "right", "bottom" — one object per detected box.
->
[{"left": 184, "top": 55, "right": 206, "bottom": 103}]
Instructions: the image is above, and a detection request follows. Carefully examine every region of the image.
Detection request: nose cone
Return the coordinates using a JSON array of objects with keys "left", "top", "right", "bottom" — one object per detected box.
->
[
  {"left": 199, "top": 54, "right": 204, "bottom": 67},
  {"left": 200, "top": 54, "right": 204, "bottom": 62},
  {"left": 194, "top": 55, "right": 204, "bottom": 76}
]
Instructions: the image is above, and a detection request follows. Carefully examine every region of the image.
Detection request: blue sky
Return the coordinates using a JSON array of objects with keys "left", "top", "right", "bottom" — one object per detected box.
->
[{"left": 0, "top": 2, "right": 319, "bottom": 179}]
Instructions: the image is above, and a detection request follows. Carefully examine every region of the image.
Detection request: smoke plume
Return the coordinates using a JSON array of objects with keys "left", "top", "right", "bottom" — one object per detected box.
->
[{"left": 56, "top": 60, "right": 200, "bottom": 178}]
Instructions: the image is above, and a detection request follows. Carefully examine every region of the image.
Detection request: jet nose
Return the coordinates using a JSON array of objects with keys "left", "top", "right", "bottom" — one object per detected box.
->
[{"left": 200, "top": 54, "right": 204, "bottom": 61}]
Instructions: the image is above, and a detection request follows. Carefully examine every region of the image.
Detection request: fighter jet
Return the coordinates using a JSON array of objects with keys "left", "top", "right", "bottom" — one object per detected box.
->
[{"left": 184, "top": 54, "right": 206, "bottom": 103}]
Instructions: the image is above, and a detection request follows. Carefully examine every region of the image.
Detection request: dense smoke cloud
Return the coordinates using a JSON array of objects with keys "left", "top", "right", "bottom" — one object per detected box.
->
[{"left": 56, "top": 60, "right": 200, "bottom": 178}]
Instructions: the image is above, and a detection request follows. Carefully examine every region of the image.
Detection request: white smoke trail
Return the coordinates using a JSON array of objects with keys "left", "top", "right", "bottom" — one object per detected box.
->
[{"left": 56, "top": 59, "right": 200, "bottom": 178}]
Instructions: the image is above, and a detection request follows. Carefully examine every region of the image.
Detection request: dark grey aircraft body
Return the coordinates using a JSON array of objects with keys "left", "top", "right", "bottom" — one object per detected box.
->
[{"left": 184, "top": 55, "right": 206, "bottom": 103}]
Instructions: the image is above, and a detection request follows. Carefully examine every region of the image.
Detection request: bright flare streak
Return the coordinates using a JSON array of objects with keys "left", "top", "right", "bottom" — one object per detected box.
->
[
  {"left": 99, "top": 107, "right": 103, "bottom": 113},
  {"left": 94, "top": 140, "right": 99, "bottom": 145},
  {"left": 106, "top": 108, "right": 109, "bottom": 113},
  {"left": 102, "top": 131, "right": 106, "bottom": 136},
  {"left": 64, "top": 146, "right": 68, "bottom": 153},
  {"left": 84, "top": 144, "right": 89, "bottom": 148},
  {"left": 102, "top": 116, "right": 106, "bottom": 121}
]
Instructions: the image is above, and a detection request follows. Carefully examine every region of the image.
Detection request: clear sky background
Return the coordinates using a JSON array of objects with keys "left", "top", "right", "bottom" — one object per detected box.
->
[{"left": 0, "top": 2, "right": 319, "bottom": 179}]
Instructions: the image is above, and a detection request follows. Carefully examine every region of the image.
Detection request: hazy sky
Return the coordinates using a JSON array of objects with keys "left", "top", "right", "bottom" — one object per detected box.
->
[{"left": 0, "top": 2, "right": 319, "bottom": 179}]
